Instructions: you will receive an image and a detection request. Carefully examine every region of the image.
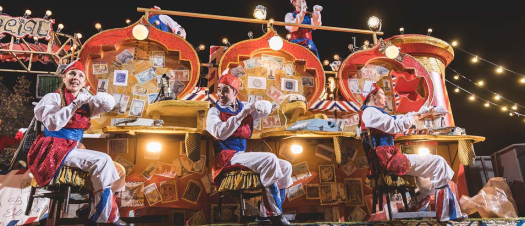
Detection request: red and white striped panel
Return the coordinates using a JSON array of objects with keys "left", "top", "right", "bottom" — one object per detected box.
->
[{"left": 309, "top": 100, "right": 359, "bottom": 112}]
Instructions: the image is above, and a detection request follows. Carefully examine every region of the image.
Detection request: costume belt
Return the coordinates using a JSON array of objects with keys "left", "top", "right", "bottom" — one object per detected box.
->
[
  {"left": 290, "top": 29, "right": 313, "bottom": 41},
  {"left": 44, "top": 128, "right": 84, "bottom": 142}
]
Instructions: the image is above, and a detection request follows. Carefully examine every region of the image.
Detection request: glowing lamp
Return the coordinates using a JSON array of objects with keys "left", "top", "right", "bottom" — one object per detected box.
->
[
  {"left": 469, "top": 95, "right": 475, "bottom": 101},
  {"left": 95, "top": 23, "right": 102, "bottom": 31},
  {"left": 291, "top": 144, "right": 303, "bottom": 154},
  {"left": 286, "top": 34, "right": 291, "bottom": 40},
  {"left": 510, "top": 112, "right": 514, "bottom": 116},
  {"left": 147, "top": 142, "right": 162, "bottom": 153},
  {"left": 0, "top": 6, "right": 3, "bottom": 13},
  {"left": 494, "top": 94, "right": 500, "bottom": 100},
  {"left": 253, "top": 5, "right": 267, "bottom": 20},
  {"left": 453, "top": 75, "right": 459, "bottom": 80},
  {"left": 367, "top": 16, "right": 381, "bottom": 31},
  {"left": 418, "top": 147, "right": 430, "bottom": 155},
  {"left": 496, "top": 66, "right": 503, "bottom": 73},
  {"left": 484, "top": 102, "right": 489, "bottom": 107},
  {"left": 451, "top": 41, "right": 458, "bottom": 47},
  {"left": 385, "top": 46, "right": 400, "bottom": 59},
  {"left": 333, "top": 54, "right": 340, "bottom": 61},
  {"left": 454, "top": 87, "right": 460, "bottom": 93},
  {"left": 399, "top": 27, "right": 404, "bottom": 34},
  {"left": 25, "top": 10, "right": 32, "bottom": 16},
  {"left": 268, "top": 35, "right": 283, "bottom": 51},
  {"left": 33, "top": 36, "right": 38, "bottom": 42},
  {"left": 76, "top": 33, "right": 82, "bottom": 39},
  {"left": 126, "top": 19, "right": 131, "bottom": 25},
  {"left": 45, "top": 10, "right": 52, "bottom": 19},
  {"left": 198, "top": 44, "right": 205, "bottom": 51},
  {"left": 427, "top": 28, "right": 433, "bottom": 35},
  {"left": 472, "top": 56, "right": 479, "bottom": 63},
  {"left": 477, "top": 81, "right": 484, "bottom": 86},
  {"left": 323, "top": 60, "right": 329, "bottom": 66},
  {"left": 222, "top": 38, "right": 229, "bottom": 45},
  {"left": 521, "top": 78, "right": 525, "bottom": 83},
  {"left": 512, "top": 104, "right": 518, "bottom": 110},
  {"left": 502, "top": 106, "right": 508, "bottom": 111},
  {"left": 132, "top": 24, "right": 149, "bottom": 40}
]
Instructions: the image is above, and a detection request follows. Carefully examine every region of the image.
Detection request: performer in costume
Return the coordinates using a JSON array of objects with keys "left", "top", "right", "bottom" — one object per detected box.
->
[
  {"left": 27, "top": 61, "right": 126, "bottom": 226},
  {"left": 359, "top": 83, "right": 466, "bottom": 222},
  {"left": 148, "top": 5, "right": 187, "bottom": 39},
  {"left": 0, "top": 119, "right": 25, "bottom": 153},
  {"left": 284, "top": 0, "right": 322, "bottom": 58},
  {"left": 206, "top": 73, "right": 293, "bottom": 226}
]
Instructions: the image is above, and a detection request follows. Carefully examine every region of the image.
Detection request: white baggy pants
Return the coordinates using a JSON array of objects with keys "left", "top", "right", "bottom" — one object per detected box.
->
[
  {"left": 62, "top": 148, "right": 122, "bottom": 223},
  {"left": 230, "top": 151, "right": 293, "bottom": 216}
]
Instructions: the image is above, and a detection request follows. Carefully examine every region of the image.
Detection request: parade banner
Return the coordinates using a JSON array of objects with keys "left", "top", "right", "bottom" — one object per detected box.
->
[
  {"left": 0, "top": 170, "right": 48, "bottom": 226},
  {"left": 0, "top": 15, "right": 55, "bottom": 40}
]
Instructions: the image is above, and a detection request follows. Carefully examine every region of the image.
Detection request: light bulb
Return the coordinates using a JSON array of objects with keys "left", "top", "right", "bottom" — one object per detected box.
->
[
  {"left": 502, "top": 106, "right": 508, "bottom": 111},
  {"left": 45, "top": 10, "right": 52, "bottom": 17},
  {"left": 222, "top": 38, "right": 229, "bottom": 45},
  {"left": 76, "top": 33, "right": 82, "bottom": 39},
  {"left": 484, "top": 102, "right": 490, "bottom": 107},
  {"left": 454, "top": 75, "right": 459, "bottom": 80},
  {"left": 33, "top": 36, "right": 38, "bottom": 42},
  {"left": 510, "top": 112, "right": 514, "bottom": 116},
  {"left": 512, "top": 105, "right": 518, "bottom": 110},
  {"left": 454, "top": 87, "right": 460, "bottom": 93},
  {"left": 154, "top": 20, "right": 160, "bottom": 26},
  {"left": 472, "top": 56, "right": 479, "bottom": 63},
  {"left": 58, "top": 24, "right": 64, "bottom": 29},
  {"left": 521, "top": 78, "right": 525, "bottom": 83},
  {"left": 496, "top": 66, "right": 503, "bottom": 73},
  {"left": 418, "top": 147, "right": 430, "bottom": 155},
  {"left": 95, "top": 23, "right": 102, "bottom": 30},
  {"left": 269, "top": 18, "right": 274, "bottom": 24},
  {"left": 126, "top": 19, "right": 131, "bottom": 25},
  {"left": 333, "top": 54, "right": 340, "bottom": 61},
  {"left": 494, "top": 94, "right": 500, "bottom": 100},
  {"left": 477, "top": 81, "right": 484, "bottom": 86},
  {"left": 147, "top": 142, "right": 162, "bottom": 153},
  {"left": 291, "top": 144, "right": 303, "bottom": 154},
  {"left": 268, "top": 35, "right": 283, "bottom": 51},
  {"left": 399, "top": 27, "right": 404, "bottom": 34},
  {"left": 25, "top": 10, "right": 32, "bottom": 16},
  {"left": 323, "top": 60, "right": 329, "bottom": 66},
  {"left": 469, "top": 95, "right": 475, "bottom": 101},
  {"left": 0, "top": 6, "right": 3, "bottom": 12},
  {"left": 367, "top": 16, "right": 381, "bottom": 31},
  {"left": 451, "top": 41, "right": 458, "bottom": 47},
  {"left": 385, "top": 46, "right": 400, "bottom": 59},
  {"left": 132, "top": 24, "right": 149, "bottom": 40},
  {"left": 253, "top": 5, "right": 267, "bottom": 20},
  {"left": 286, "top": 34, "right": 291, "bottom": 40},
  {"left": 198, "top": 44, "right": 205, "bottom": 51},
  {"left": 427, "top": 28, "right": 433, "bottom": 35}
]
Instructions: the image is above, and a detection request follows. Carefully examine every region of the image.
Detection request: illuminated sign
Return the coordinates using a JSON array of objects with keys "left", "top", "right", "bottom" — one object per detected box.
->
[{"left": 0, "top": 15, "right": 55, "bottom": 40}]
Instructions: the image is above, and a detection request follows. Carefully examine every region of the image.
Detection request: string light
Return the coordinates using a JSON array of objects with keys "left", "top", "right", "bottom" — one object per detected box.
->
[
  {"left": 451, "top": 41, "right": 458, "bottom": 47},
  {"left": 323, "top": 60, "right": 329, "bottom": 66},
  {"left": 454, "top": 87, "right": 460, "bottom": 93},
  {"left": 333, "top": 54, "right": 340, "bottom": 61},
  {"left": 512, "top": 104, "right": 518, "bottom": 110},
  {"left": 472, "top": 56, "right": 479, "bottom": 63},
  {"left": 446, "top": 79, "right": 525, "bottom": 119},
  {"left": 520, "top": 77, "right": 525, "bottom": 83},
  {"left": 510, "top": 112, "right": 514, "bottom": 116},
  {"left": 454, "top": 47, "right": 525, "bottom": 81},
  {"left": 126, "top": 19, "right": 131, "bottom": 25},
  {"left": 494, "top": 94, "right": 500, "bottom": 100},
  {"left": 399, "top": 27, "right": 404, "bottom": 34},
  {"left": 453, "top": 75, "right": 459, "bottom": 80},
  {"left": 477, "top": 80, "right": 484, "bottom": 86},
  {"left": 496, "top": 66, "right": 503, "bottom": 73}
]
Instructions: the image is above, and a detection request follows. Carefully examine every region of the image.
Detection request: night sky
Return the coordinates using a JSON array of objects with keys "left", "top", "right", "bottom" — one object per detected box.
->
[{"left": 1, "top": 1, "right": 524, "bottom": 155}]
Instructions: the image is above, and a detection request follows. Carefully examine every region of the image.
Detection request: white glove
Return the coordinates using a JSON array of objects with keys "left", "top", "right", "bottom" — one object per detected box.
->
[
  {"left": 418, "top": 105, "right": 430, "bottom": 115},
  {"left": 241, "top": 103, "right": 255, "bottom": 117},
  {"left": 72, "top": 93, "right": 91, "bottom": 107},
  {"left": 433, "top": 106, "right": 449, "bottom": 114},
  {"left": 255, "top": 101, "right": 272, "bottom": 115},
  {"left": 91, "top": 92, "right": 116, "bottom": 112}
]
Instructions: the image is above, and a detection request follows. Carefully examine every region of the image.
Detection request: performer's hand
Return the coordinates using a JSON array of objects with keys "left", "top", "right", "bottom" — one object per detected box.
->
[
  {"left": 241, "top": 103, "right": 255, "bottom": 118},
  {"left": 295, "top": 12, "right": 305, "bottom": 24},
  {"left": 417, "top": 105, "right": 430, "bottom": 115},
  {"left": 72, "top": 93, "right": 91, "bottom": 107},
  {"left": 312, "top": 11, "right": 321, "bottom": 23}
]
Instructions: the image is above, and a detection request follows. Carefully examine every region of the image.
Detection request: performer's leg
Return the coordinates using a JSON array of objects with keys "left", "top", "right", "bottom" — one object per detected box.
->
[
  {"left": 62, "top": 148, "right": 120, "bottom": 191},
  {"left": 111, "top": 161, "right": 126, "bottom": 192},
  {"left": 405, "top": 154, "right": 464, "bottom": 221}
]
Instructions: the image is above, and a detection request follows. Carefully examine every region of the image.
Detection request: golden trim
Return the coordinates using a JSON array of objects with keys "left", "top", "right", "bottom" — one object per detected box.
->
[
  {"left": 259, "top": 130, "right": 356, "bottom": 139},
  {"left": 394, "top": 135, "right": 485, "bottom": 143},
  {"left": 389, "top": 35, "right": 455, "bottom": 58},
  {"left": 103, "top": 126, "right": 205, "bottom": 135}
]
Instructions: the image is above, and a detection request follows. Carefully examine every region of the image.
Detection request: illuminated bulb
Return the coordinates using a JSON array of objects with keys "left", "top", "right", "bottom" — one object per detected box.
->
[
  {"left": 472, "top": 56, "right": 479, "bottom": 63},
  {"left": 154, "top": 20, "right": 160, "bottom": 26},
  {"left": 510, "top": 112, "right": 514, "bottom": 116},
  {"left": 484, "top": 102, "right": 490, "bottom": 107},
  {"left": 222, "top": 38, "right": 229, "bottom": 45},
  {"left": 385, "top": 46, "right": 400, "bottom": 59},
  {"left": 147, "top": 142, "right": 162, "bottom": 153},
  {"left": 253, "top": 5, "right": 267, "bottom": 20},
  {"left": 453, "top": 75, "right": 459, "bottom": 80},
  {"left": 76, "top": 33, "right": 82, "bottom": 39},
  {"left": 348, "top": 44, "right": 354, "bottom": 50},
  {"left": 494, "top": 94, "right": 500, "bottom": 100},
  {"left": 44, "top": 10, "right": 52, "bottom": 18},
  {"left": 126, "top": 19, "right": 131, "bottom": 25},
  {"left": 323, "top": 60, "right": 330, "bottom": 66},
  {"left": 58, "top": 24, "right": 64, "bottom": 29},
  {"left": 286, "top": 34, "right": 291, "bottom": 40},
  {"left": 95, "top": 23, "right": 102, "bottom": 31},
  {"left": 477, "top": 80, "right": 484, "bottom": 86},
  {"left": 469, "top": 95, "right": 475, "bottom": 101},
  {"left": 198, "top": 44, "right": 205, "bottom": 51},
  {"left": 269, "top": 18, "right": 274, "bottom": 24},
  {"left": 333, "top": 54, "right": 340, "bottom": 61},
  {"left": 521, "top": 78, "right": 525, "bottom": 83},
  {"left": 291, "top": 144, "right": 303, "bottom": 154},
  {"left": 427, "top": 28, "right": 432, "bottom": 35},
  {"left": 247, "top": 31, "right": 253, "bottom": 39},
  {"left": 367, "top": 16, "right": 381, "bottom": 31},
  {"left": 418, "top": 147, "right": 430, "bottom": 155},
  {"left": 399, "top": 27, "right": 404, "bottom": 34},
  {"left": 33, "top": 36, "right": 38, "bottom": 42},
  {"left": 496, "top": 66, "right": 503, "bottom": 73},
  {"left": 512, "top": 104, "right": 518, "bottom": 110},
  {"left": 454, "top": 87, "right": 460, "bottom": 93},
  {"left": 502, "top": 106, "right": 508, "bottom": 111},
  {"left": 132, "top": 24, "right": 149, "bottom": 40},
  {"left": 451, "top": 41, "right": 458, "bottom": 47},
  {"left": 0, "top": 6, "right": 3, "bottom": 12},
  {"left": 25, "top": 9, "right": 32, "bottom": 16},
  {"left": 268, "top": 35, "right": 283, "bottom": 51}
]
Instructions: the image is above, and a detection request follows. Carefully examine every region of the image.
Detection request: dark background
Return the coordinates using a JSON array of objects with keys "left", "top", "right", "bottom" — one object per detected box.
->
[{"left": 1, "top": 0, "right": 524, "bottom": 155}]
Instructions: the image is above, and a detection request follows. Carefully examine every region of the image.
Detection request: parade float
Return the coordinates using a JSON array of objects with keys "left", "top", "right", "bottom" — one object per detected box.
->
[{"left": 1, "top": 4, "right": 521, "bottom": 226}]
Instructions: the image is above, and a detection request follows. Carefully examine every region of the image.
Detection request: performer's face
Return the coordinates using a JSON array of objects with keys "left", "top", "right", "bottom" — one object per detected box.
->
[
  {"left": 293, "top": 0, "right": 307, "bottom": 11},
  {"left": 217, "top": 83, "right": 237, "bottom": 105},
  {"left": 62, "top": 69, "right": 87, "bottom": 96},
  {"left": 372, "top": 89, "right": 387, "bottom": 108}
]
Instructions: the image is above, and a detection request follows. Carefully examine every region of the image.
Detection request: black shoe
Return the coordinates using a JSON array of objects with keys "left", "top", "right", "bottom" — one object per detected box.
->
[
  {"left": 270, "top": 215, "right": 291, "bottom": 226},
  {"left": 111, "top": 219, "right": 127, "bottom": 226},
  {"left": 75, "top": 204, "right": 90, "bottom": 220}
]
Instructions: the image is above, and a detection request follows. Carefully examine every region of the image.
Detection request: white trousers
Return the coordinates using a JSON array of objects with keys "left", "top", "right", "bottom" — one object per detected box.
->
[
  {"left": 62, "top": 148, "right": 122, "bottom": 223},
  {"left": 405, "top": 154, "right": 454, "bottom": 195},
  {"left": 230, "top": 151, "right": 293, "bottom": 215}
]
